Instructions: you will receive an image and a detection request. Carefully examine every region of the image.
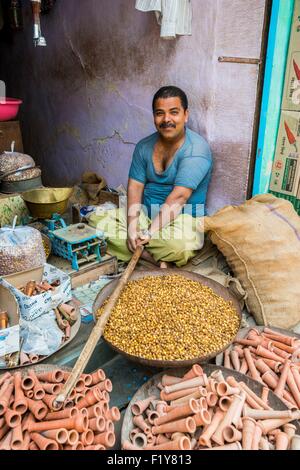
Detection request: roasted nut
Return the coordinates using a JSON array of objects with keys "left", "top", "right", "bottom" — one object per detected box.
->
[{"left": 97, "top": 275, "right": 240, "bottom": 361}]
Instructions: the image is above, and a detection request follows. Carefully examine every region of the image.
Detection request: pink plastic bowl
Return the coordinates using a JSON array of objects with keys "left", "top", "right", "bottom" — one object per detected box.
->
[{"left": 0, "top": 98, "right": 23, "bottom": 121}]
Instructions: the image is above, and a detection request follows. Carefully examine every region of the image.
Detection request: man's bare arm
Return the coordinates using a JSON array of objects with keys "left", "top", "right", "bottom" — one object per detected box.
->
[
  {"left": 147, "top": 186, "right": 192, "bottom": 237},
  {"left": 127, "top": 178, "right": 145, "bottom": 252}
]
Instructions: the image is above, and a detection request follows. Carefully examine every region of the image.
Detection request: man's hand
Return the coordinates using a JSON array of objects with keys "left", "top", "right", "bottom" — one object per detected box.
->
[
  {"left": 127, "top": 227, "right": 139, "bottom": 253},
  {"left": 137, "top": 232, "right": 151, "bottom": 247}
]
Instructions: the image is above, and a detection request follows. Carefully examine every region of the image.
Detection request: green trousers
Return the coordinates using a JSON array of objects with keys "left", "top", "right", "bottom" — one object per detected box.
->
[{"left": 88, "top": 208, "right": 203, "bottom": 267}]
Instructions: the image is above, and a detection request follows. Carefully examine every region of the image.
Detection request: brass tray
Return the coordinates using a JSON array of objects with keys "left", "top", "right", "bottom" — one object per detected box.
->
[
  {"left": 121, "top": 364, "right": 300, "bottom": 447},
  {"left": 93, "top": 270, "right": 242, "bottom": 369}
]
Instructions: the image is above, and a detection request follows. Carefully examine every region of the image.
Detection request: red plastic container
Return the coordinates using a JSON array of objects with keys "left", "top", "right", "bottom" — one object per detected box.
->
[{"left": 0, "top": 98, "right": 23, "bottom": 121}]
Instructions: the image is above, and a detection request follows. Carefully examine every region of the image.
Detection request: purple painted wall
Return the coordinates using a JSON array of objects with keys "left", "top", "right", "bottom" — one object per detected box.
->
[{"left": 0, "top": 0, "right": 266, "bottom": 214}]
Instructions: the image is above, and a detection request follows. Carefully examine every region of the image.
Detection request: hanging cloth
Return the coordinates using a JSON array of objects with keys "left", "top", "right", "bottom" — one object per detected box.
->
[{"left": 135, "top": 0, "right": 192, "bottom": 40}]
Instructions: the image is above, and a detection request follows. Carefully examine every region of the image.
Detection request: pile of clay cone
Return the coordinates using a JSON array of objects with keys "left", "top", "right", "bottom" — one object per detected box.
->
[
  {"left": 222, "top": 327, "right": 300, "bottom": 411},
  {"left": 122, "top": 365, "right": 300, "bottom": 450},
  {"left": 0, "top": 368, "right": 120, "bottom": 450}
]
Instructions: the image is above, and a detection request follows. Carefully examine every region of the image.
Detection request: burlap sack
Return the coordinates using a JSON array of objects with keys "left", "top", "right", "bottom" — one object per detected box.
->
[{"left": 202, "top": 194, "right": 300, "bottom": 328}]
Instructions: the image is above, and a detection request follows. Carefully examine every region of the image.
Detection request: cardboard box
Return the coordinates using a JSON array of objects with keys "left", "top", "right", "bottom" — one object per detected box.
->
[
  {"left": 270, "top": 111, "right": 300, "bottom": 197},
  {"left": 282, "top": 0, "right": 300, "bottom": 111},
  {"left": 0, "top": 284, "right": 20, "bottom": 357},
  {"left": 0, "top": 263, "right": 72, "bottom": 322}
]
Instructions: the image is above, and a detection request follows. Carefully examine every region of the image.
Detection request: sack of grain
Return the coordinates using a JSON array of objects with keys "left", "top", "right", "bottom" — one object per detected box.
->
[
  {"left": 0, "top": 226, "right": 46, "bottom": 275},
  {"left": 202, "top": 194, "right": 300, "bottom": 328}
]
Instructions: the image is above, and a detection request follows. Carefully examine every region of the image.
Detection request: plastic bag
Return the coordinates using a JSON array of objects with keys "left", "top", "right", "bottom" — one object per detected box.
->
[
  {"left": 20, "top": 312, "right": 64, "bottom": 356},
  {"left": 0, "top": 225, "right": 46, "bottom": 275}
]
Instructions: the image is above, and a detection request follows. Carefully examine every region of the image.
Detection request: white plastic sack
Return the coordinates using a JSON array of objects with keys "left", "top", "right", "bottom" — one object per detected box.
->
[{"left": 20, "top": 312, "right": 64, "bottom": 356}]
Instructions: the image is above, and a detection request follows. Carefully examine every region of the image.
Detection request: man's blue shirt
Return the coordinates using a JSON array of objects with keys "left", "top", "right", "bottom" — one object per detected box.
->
[{"left": 129, "top": 128, "right": 213, "bottom": 218}]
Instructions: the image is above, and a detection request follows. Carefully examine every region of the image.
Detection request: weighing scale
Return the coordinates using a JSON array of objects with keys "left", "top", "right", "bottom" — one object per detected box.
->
[{"left": 47, "top": 221, "right": 107, "bottom": 272}]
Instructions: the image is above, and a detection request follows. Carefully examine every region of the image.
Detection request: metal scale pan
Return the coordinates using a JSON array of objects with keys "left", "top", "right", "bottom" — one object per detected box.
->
[{"left": 93, "top": 270, "right": 242, "bottom": 369}]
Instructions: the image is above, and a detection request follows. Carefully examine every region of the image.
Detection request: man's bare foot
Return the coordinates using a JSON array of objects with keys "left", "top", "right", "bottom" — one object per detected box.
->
[{"left": 160, "top": 261, "right": 173, "bottom": 269}]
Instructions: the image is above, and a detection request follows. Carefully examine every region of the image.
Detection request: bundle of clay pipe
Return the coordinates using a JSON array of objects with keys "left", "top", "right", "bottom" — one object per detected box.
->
[
  {"left": 54, "top": 303, "right": 78, "bottom": 343},
  {"left": 0, "top": 368, "right": 120, "bottom": 450},
  {"left": 221, "top": 327, "right": 300, "bottom": 411},
  {"left": 18, "top": 279, "right": 61, "bottom": 297},
  {"left": 122, "top": 365, "right": 300, "bottom": 451}
]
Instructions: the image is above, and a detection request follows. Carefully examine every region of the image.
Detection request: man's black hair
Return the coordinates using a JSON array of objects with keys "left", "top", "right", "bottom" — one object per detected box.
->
[{"left": 152, "top": 86, "right": 188, "bottom": 112}]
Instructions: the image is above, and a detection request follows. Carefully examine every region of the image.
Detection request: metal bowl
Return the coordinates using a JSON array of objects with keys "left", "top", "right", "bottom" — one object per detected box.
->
[
  {"left": 121, "top": 364, "right": 300, "bottom": 447},
  {"left": 93, "top": 270, "right": 242, "bottom": 369},
  {"left": 22, "top": 187, "right": 74, "bottom": 219}
]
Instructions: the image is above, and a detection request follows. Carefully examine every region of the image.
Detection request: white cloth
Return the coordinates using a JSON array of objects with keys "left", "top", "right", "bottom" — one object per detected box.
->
[{"left": 135, "top": 0, "right": 192, "bottom": 40}]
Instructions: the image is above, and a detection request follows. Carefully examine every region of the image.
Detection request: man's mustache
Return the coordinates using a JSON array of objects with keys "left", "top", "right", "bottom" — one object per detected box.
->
[{"left": 159, "top": 123, "right": 176, "bottom": 129}]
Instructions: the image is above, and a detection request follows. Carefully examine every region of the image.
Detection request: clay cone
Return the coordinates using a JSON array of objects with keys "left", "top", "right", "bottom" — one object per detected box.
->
[
  {"left": 90, "top": 369, "right": 106, "bottom": 385},
  {"left": 77, "top": 388, "right": 101, "bottom": 409},
  {"left": 28, "top": 370, "right": 45, "bottom": 400},
  {"left": 223, "top": 424, "right": 242, "bottom": 443},
  {"left": 81, "top": 430, "right": 94, "bottom": 446},
  {"left": 152, "top": 417, "right": 196, "bottom": 435},
  {"left": 41, "top": 383, "right": 62, "bottom": 395},
  {"left": 93, "top": 431, "right": 115, "bottom": 448},
  {"left": 5, "top": 409, "right": 21, "bottom": 429},
  {"left": 164, "top": 376, "right": 207, "bottom": 394},
  {"left": 105, "top": 407, "right": 120, "bottom": 422},
  {"left": 242, "top": 417, "right": 256, "bottom": 450},
  {"left": 212, "top": 394, "right": 244, "bottom": 446},
  {"left": 162, "top": 375, "right": 183, "bottom": 387},
  {"left": 42, "top": 428, "right": 69, "bottom": 444},
  {"left": 275, "top": 432, "right": 289, "bottom": 450},
  {"left": 183, "top": 365, "right": 204, "bottom": 380},
  {"left": 161, "top": 386, "right": 199, "bottom": 402},
  {"left": 230, "top": 350, "right": 240, "bottom": 371},
  {"left": 132, "top": 433, "right": 148, "bottom": 449},
  {"left": 42, "top": 393, "right": 63, "bottom": 411},
  {"left": 0, "top": 382, "right": 14, "bottom": 416},
  {"left": 20, "top": 352, "right": 30, "bottom": 366},
  {"left": 218, "top": 396, "right": 233, "bottom": 411},
  {"left": 30, "top": 432, "right": 59, "bottom": 450},
  {"left": 37, "top": 370, "right": 64, "bottom": 383},
  {"left": 89, "top": 416, "right": 106, "bottom": 433},
  {"left": 26, "top": 397, "right": 48, "bottom": 421},
  {"left": 45, "top": 407, "right": 78, "bottom": 422},
  {"left": 147, "top": 437, "right": 191, "bottom": 451},
  {"left": 259, "top": 417, "right": 295, "bottom": 435},
  {"left": 193, "top": 409, "right": 211, "bottom": 428},
  {"left": 86, "top": 404, "right": 103, "bottom": 419},
  {"left": 199, "top": 409, "right": 224, "bottom": 448},
  {"left": 206, "top": 393, "right": 218, "bottom": 407},
  {"left": 0, "top": 372, "right": 11, "bottom": 388},
  {"left": 67, "top": 430, "right": 79, "bottom": 446},
  {"left": 28, "top": 414, "right": 88, "bottom": 433},
  {"left": 251, "top": 423, "right": 263, "bottom": 450},
  {"left": 133, "top": 415, "right": 151, "bottom": 434},
  {"left": 132, "top": 396, "right": 156, "bottom": 416},
  {"left": 13, "top": 373, "right": 28, "bottom": 415},
  {"left": 11, "top": 425, "right": 23, "bottom": 450},
  {"left": 216, "top": 382, "right": 240, "bottom": 397},
  {"left": 154, "top": 398, "right": 199, "bottom": 426},
  {"left": 0, "top": 430, "right": 12, "bottom": 450}
]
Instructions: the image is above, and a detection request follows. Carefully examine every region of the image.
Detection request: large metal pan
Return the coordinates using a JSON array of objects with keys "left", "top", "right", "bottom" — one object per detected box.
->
[{"left": 93, "top": 270, "right": 242, "bottom": 369}]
